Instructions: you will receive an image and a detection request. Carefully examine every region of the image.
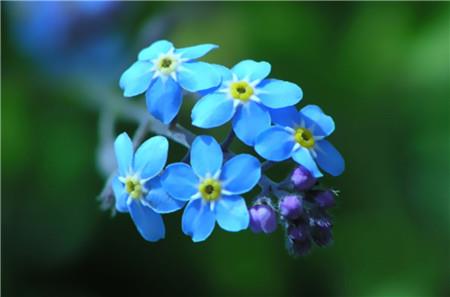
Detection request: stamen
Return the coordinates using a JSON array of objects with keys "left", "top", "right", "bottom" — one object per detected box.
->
[{"left": 294, "top": 128, "right": 315, "bottom": 148}]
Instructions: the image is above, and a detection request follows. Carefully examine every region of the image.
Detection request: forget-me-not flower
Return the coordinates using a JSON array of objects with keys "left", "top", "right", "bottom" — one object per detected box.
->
[
  {"left": 119, "top": 40, "right": 221, "bottom": 124},
  {"left": 191, "top": 60, "right": 303, "bottom": 145},
  {"left": 255, "top": 105, "right": 345, "bottom": 177},
  {"left": 113, "top": 132, "right": 185, "bottom": 242},
  {"left": 161, "top": 135, "right": 261, "bottom": 242}
]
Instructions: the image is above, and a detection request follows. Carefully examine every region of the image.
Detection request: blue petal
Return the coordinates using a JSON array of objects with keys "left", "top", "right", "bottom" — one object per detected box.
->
[
  {"left": 254, "top": 126, "right": 295, "bottom": 161},
  {"left": 146, "top": 77, "right": 182, "bottom": 124},
  {"left": 144, "top": 177, "right": 186, "bottom": 213},
  {"left": 315, "top": 140, "right": 345, "bottom": 176},
  {"left": 269, "top": 106, "right": 301, "bottom": 127},
  {"left": 114, "top": 132, "right": 133, "bottom": 176},
  {"left": 161, "top": 163, "right": 199, "bottom": 201},
  {"left": 178, "top": 61, "right": 221, "bottom": 92},
  {"left": 191, "top": 92, "right": 235, "bottom": 128},
  {"left": 134, "top": 136, "right": 168, "bottom": 179},
  {"left": 196, "top": 64, "right": 231, "bottom": 96},
  {"left": 231, "top": 60, "right": 271, "bottom": 82},
  {"left": 232, "top": 101, "right": 271, "bottom": 146},
  {"left": 220, "top": 154, "right": 261, "bottom": 195},
  {"left": 299, "top": 105, "right": 335, "bottom": 137},
  {"left": 191, "top": 135, "right": 223, "bottom": 178},
  {"left": 215, "top": 195, "right": 249, "bottom": 232},
  {"left": 182, "top": 198, "right": 215, "bottom": 242},
  {"left": 257, "top": 79, "right": 303, "bottom": 108},
  {"left": 112, "top": 176, "right": 128, "bottom": 213},
  {"left": 176, "top": 43, "right": 218, "bottom": 60},
  {"left": 292, "top": 147, "right": 323, "bottom": 178},
  {"left": 138, "top": 40, "right": 173, "bottom": 61},
  {"left": 128, "top": 200, "right": 165, "bottom": 242},
  {"left": 119, "top": 61, "right": 153, "bottom": 97}
]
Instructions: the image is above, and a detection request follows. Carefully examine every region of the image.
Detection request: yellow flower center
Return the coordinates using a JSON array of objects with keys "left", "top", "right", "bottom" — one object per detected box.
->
[
  {"left": 294, "top": 128, "right": 315, "bottom": 148},
  {"left": 230, "top": 81, "right": 253, "bottom": 101},
  {"left": 156, "top": 55, "right": 178, "bottom": 74},
  {"left": 124, "top": 176, "right": 144, "bottom": 199},
  {"left": 198, "top": 178, "right": 222, "bottom": 201}
]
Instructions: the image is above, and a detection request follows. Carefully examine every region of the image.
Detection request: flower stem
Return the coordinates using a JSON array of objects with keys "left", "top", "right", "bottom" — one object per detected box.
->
[{"left": 221, "top": 129, "right": 235, "bottom": 152}]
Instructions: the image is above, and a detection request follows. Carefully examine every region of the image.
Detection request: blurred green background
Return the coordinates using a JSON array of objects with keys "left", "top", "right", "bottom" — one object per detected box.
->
[{"left": 2, "top": 2, "right": 449, "bottom": 297}]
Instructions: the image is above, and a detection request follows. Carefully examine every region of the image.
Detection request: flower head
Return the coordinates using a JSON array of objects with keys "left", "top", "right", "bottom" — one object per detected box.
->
[
  {"left": 112, "top": 133, "right": 184, "bottom": 242},
  {"left": 161, "top": 135, "right": 261, "bottom": 242},
  {"left": 191, "top": 60, "right": 303, "bottom": 145},
  {"left": 249, "top": 203, "right": 278, "bottom": 234},
  {"left": 119, "top": 40, "right": 221, "bottom": 124},
  {"left": 255, "top": 105, "right": 345, "bottom": 177}
]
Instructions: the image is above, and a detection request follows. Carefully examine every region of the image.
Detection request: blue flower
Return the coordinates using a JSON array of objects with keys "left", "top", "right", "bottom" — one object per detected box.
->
[
  {"left": 255, "top": 105, "right": 345, "bottom": 177},
  {"left": 119, "top": 40, "right": 221, "bottom": 124},
  {"left": 191, "top": 60, "right": 303, "bottom": 145},
  {"left": 113, "top": 132, "right": 185, "bottom": 242},
  {"left": 161, "top": 135, "right": 261, "bottom": 242}
]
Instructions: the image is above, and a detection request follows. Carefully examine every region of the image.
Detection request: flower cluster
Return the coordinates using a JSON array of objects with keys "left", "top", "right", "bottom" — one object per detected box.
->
[{"left": 103, "top": 40, "right": 344, "bottom": 255}]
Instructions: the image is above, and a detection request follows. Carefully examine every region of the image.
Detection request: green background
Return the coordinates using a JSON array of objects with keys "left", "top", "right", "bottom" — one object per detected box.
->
[{"left": 2, "top": 2, "right": 449, "bottom": 296}]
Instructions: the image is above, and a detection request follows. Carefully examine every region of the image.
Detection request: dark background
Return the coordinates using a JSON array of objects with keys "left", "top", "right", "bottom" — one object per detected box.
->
[{"left": 2, "top": 2, "right": 449, "bottom": 296}]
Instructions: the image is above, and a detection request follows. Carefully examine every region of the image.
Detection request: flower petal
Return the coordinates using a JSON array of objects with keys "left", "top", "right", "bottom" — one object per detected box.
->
[
  {"left": 182, "top": 198, "right": 215, "bottom": 242},
  {"left": 257, "top": 79, "right": 303, "bottom": 108},
  {"left": 146, "top": 76, "right": 182, "bottom": 124},
  {"left": 315, "top": 140, "right": 345, "bottom": 176},
  {"left": 112, "top": 176, "right": 128, "bottom": 213},
  {"left": 220, "top": 154, "right": 261, "bottom": 195},
  {"left": 191, "top": 135, "right": 223, "bottom": 178},
  {"left": 232, "top": 101, "right": 271, "bottom": 146},
  {"left": 119, "top": 60, "right": 153, "bottom": 97},
  {"left": 215, "top": 195, "right": 249, "bottom": 232},
  {"left": 299, "top": 105, "right": 335, "bottom": 137},
  {"left": 191, "top": 92, "right": 235, "bottom": 128},
  {"left": 161, "top": 163, "right": 199, "bottom": 201},
  {"left": 128, "top": 200, "right": 165, "bottom": 242},
  {"left": 176, "top": 43, "right": 218, "bottom": 60},
  {"left": 254, "top": 126, "right": 295, "bottom": 161},
  {"left": 292, "top": 147, "right": 323, "bottom": 178},
  {"left": 134, "top": 136, "right": 168, "bottom": 179},
  {"left": 114, "top": 132, "right": 133, "bottom": 176},
  {"left": 144, "top": 177, "right": 185, "bottom": 213},
  {"left": 138, "top": 40, "right": 173, "bottom": 61},
  {"left": 231, "top": 60, "right": 271, "bottom": 82},
  {"left": 269, "top": 106, "right": 301, "bottom": 127},
  {"left": 178, "top": 61, "right": 221, "bottom": 92}
]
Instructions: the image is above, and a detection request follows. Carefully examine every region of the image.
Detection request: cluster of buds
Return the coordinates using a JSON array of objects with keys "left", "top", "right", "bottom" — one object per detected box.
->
[{"left": 249, "top": 165, "right": 337, "bottom": 256}]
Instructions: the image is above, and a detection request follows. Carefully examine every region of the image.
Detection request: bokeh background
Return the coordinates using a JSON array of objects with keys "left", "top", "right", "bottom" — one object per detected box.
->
[{"left": 2, "top": 2, "right": 449, "bottom": 297}]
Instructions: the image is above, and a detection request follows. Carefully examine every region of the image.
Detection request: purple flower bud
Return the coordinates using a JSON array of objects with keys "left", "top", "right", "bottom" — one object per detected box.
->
[
  {"left": 310, "top": 216, "right": 333, "bottom": 247},
  {"left": 314, "top": 190, "right": 335, "bottom": 208},
  {"left": 279, "top": 195, "right": 303, "bottom": 219},
  {"left": 291, "top": 165, "right": 316, "bottom": 191},
  {"left": 249, "top": 204, "right": 277, "bottom": 234},
  {"left": 287, "top": 224, "right": 309, "bottom": 241},
  {"left": 292, "top": 238, "right": 312, "bottom": 256}
]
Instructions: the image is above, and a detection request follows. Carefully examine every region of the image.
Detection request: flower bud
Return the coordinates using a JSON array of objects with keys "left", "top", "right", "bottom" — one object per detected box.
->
[
  {"left": 292, "top": 238, "right": 312, "bottom": 256},
  {"left": 287, "top": 224, "right": 309, "bottom": 241},
  {"left": 310, "top": 216, "right": 333, "bottom": 247},
  {"left": 279, "top": 195, "right": 303, "bottom": 219},
  {"left": 314, "top": 190, "right": 335, "bottom": 208},
  {"left": 249, "top": 204, "right": 277, "bottom": 234},
  {"left": 291, "top": 165, "right": 316, "bottom": 191}
]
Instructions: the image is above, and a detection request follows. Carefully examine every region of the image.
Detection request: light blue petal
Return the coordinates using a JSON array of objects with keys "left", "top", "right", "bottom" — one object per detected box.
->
[
  {"left": 134, "top": 136, "right": 168, "bottom": 179},
  {"left": 220, "top": 154, "right": 261, "bottom": 195},
  {"left": 257, "top": 79, "right": 303, "bottom": 108},
  {"left": 315, "top": 140, "right": 345, "bottom": 176},
  {"left": 299, "top": 105, "right": 335, "bottom": 137},
  {"left": 191, "top": 135, "right": 223, "bottom": 178},
  {"left": 119, "top": 60, "right": 153, "bottom": 97},
  {"left": 215, "top": 195, "right": 249, "bottom": 232},
  {"left": 138, "top": 40, "right": 173, "bottom": 61},
  {"left": 161, "top": 163, "right": 199, "bottom": 201},
  {"left": 196, "top": 65, "right": 232, "bottom": 97},
  {"left": 232, "top": 101, "right": 271, "bottom": 146},
  {"left": 269, "top": 106, "right": 301, "bottom": 127},
  {"left": 146, "top": 77, "right": 182, "bottom": 124},
  {"left": 114, "top": 132, "right": 133, "bottom": 176},
  {"left": 144, "top": 177, "right": 185, "bottom": 214},
  {"left": 191, "top": 92, "right": 235, "bottom": 128},
  {"left": 231, "top": 60, "right": 271, "bottom": 82},
  {"left": 112, "top": 176, "right": 128, "bottom": 213},
  {"left": 182, "top": 198, "right": 216, "bottom": 242},
  {"left": 128, "top": 200, "right": 165, "bottom": 242},
  {"left": 176, "top": 43, "right": 218, "bottom": 60},
  {"left": 292, "top": 147, "right": 323, "bottom": 178},
  {"left": 178, "top": 61, "right": 221, "bottom": 92},
  {"left": 254, "top": 126, "right": 295, "bottom": 161}
]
